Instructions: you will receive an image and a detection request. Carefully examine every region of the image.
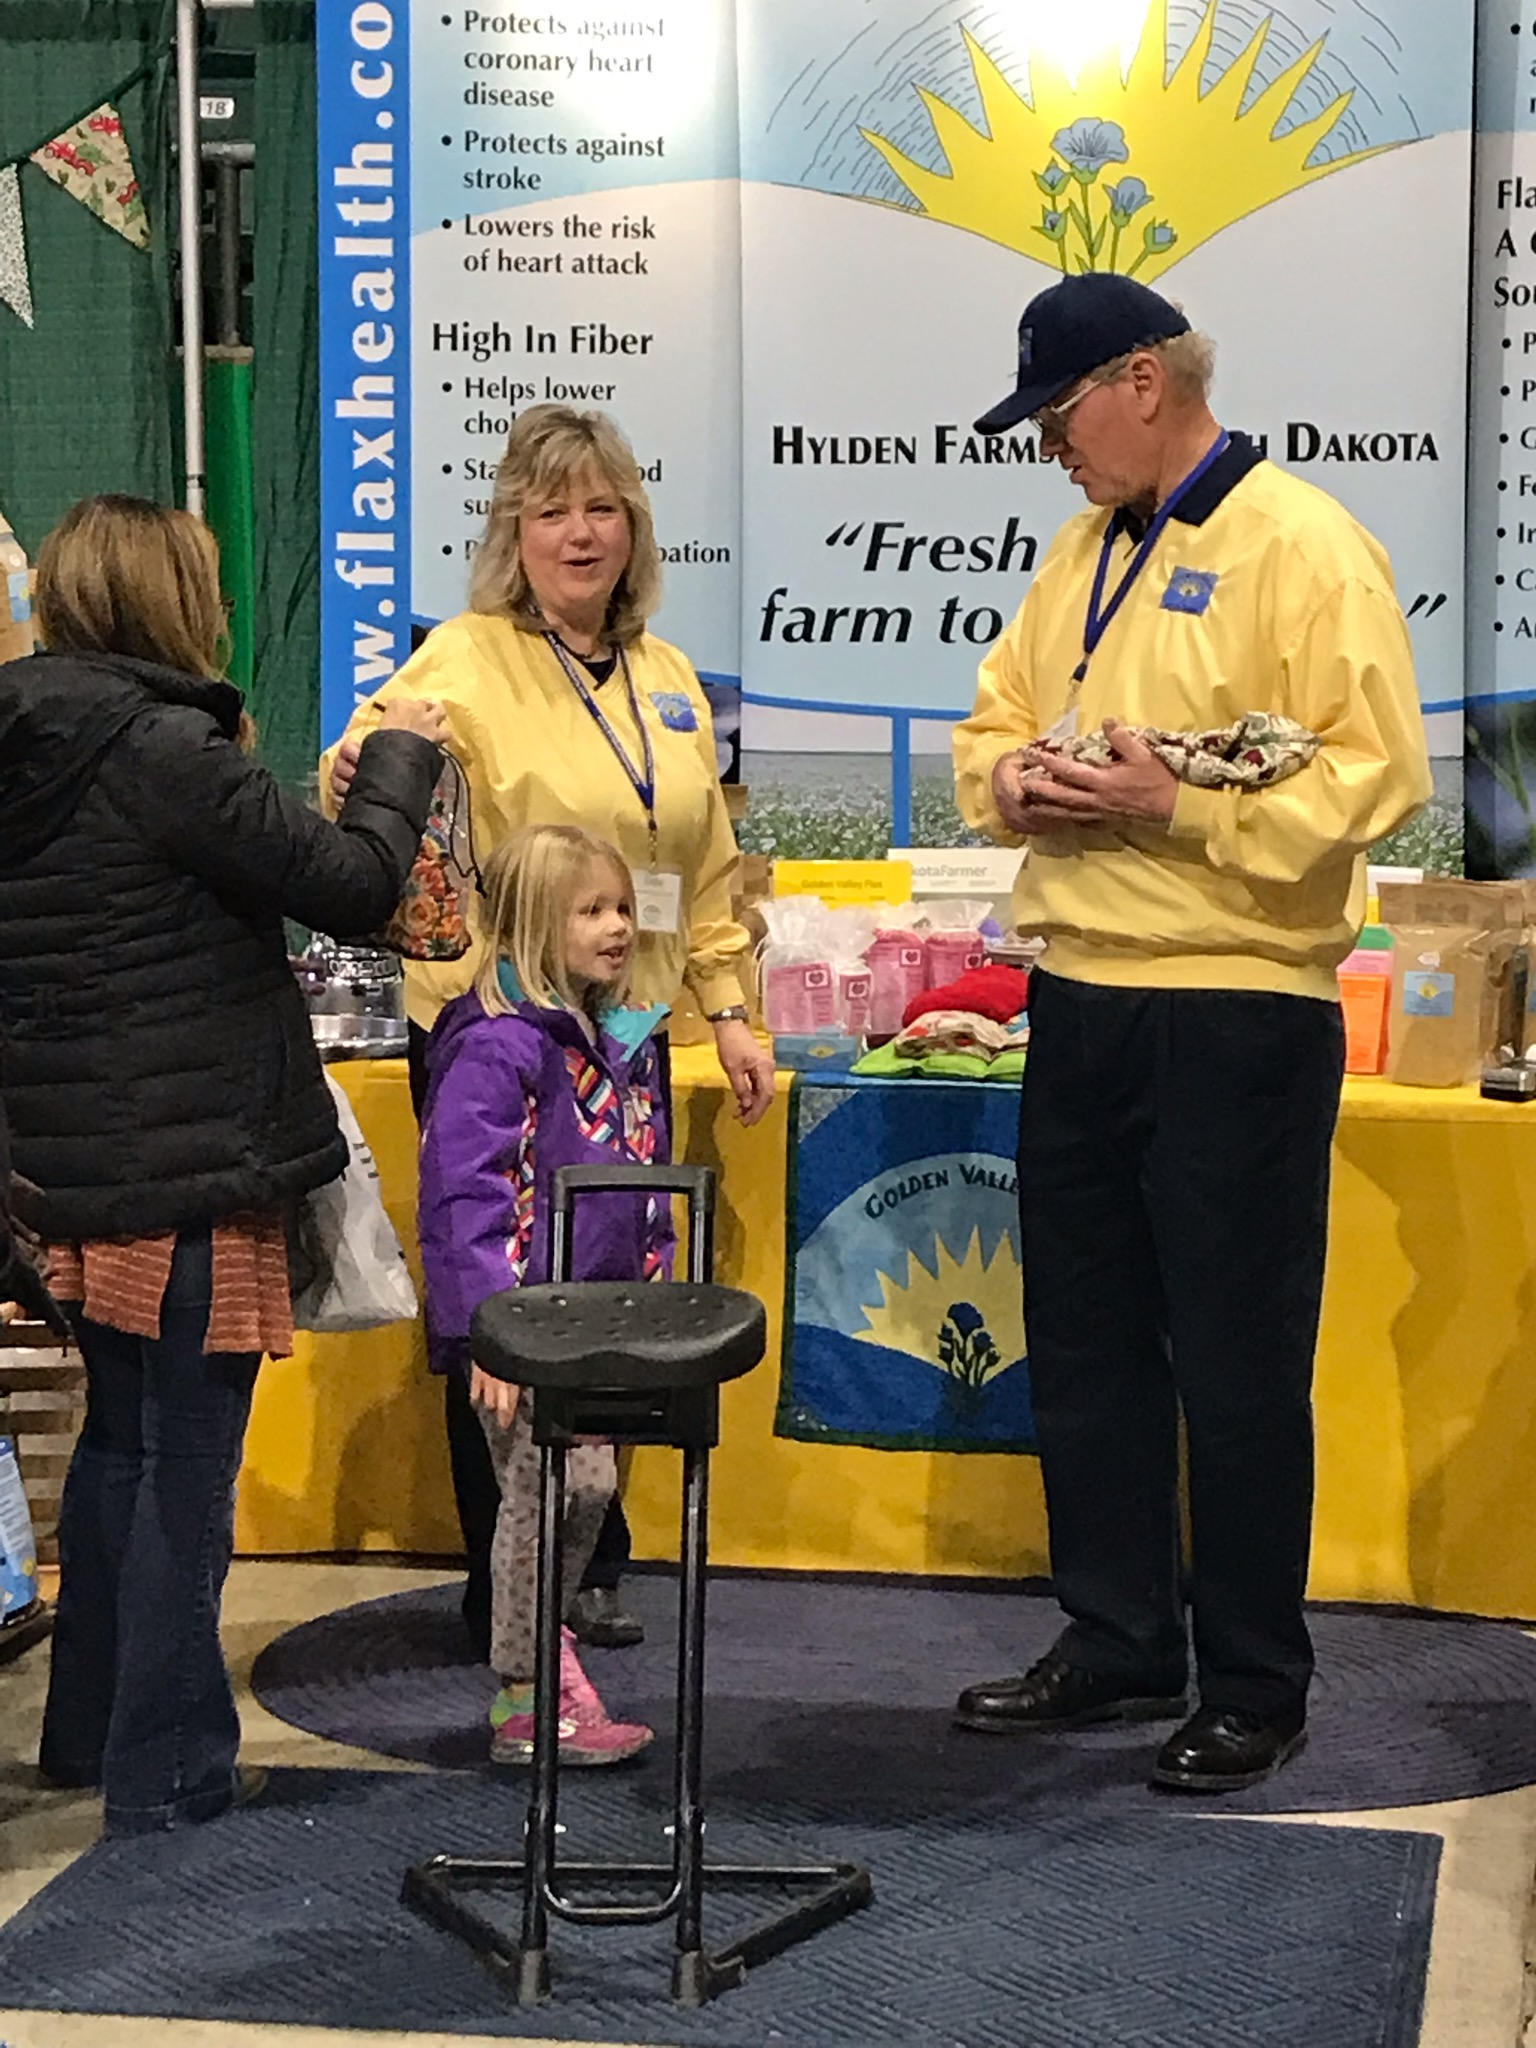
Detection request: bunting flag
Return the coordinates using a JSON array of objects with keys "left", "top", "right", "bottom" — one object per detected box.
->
[
  {"left": 0, "top": 96, "right": 150, "bottom": 328},
  {"left": 30, "top": 105, "right": 149, "bottom": 251},
  {"left": 0, "top": 167, "right": 34, "bottom": 328}
]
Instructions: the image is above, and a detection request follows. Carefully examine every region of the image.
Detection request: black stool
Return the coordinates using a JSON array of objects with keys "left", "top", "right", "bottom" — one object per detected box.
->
[{"left": 402, "top": 1163, "right": 873, "bottom": 2007}]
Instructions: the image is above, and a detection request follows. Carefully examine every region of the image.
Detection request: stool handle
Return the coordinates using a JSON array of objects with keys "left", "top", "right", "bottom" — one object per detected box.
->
[{"left": 549, "top": 1164, "right": 716, "bottom": 1286}]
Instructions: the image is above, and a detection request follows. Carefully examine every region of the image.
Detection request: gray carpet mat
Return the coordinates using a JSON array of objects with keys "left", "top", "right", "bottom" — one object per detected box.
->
[
  {"left": 251, "top": 1575, "right": 1536, "bottom": 1814},
  {"left": 0, "top": 1765, "right": 1439, "bottom": 2047}
]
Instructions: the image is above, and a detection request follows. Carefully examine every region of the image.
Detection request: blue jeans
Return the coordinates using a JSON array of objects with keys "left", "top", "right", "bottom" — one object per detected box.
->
[{"left": 39, "top": 1230, "right": 260, "bottom": 1834}]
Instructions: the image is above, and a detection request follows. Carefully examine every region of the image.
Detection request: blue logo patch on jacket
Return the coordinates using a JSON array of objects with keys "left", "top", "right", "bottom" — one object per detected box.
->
[
  {"left": 650, "top": 691, "right": 698, "bottom": 732},
  {"left": 1161, "top": 567, "right": 1218, "bottom": 615}
]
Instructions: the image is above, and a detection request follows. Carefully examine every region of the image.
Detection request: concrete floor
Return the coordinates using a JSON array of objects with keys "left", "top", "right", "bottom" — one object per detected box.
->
[{"left": 2, "top": 1559, "right": 1535, "bottom": 2048}]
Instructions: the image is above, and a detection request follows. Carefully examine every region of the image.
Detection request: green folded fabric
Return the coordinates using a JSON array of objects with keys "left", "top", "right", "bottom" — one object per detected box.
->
[
  {"left": 850, "top": 1040, "right": 912, "bottom": 1078},
  {"left": 849, "top": 1042, "right": 1027, "bottom": 1082}
]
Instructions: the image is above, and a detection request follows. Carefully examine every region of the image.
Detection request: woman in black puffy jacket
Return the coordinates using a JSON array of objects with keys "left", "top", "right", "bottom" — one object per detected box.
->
[{"left": 0, "top": 495, "right": 444, "bottom": 1834}]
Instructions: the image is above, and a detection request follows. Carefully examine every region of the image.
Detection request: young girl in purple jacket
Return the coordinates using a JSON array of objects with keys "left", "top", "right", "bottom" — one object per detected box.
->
[{"left": 418, "top": 823, "right": 668, "bottom": 1765}]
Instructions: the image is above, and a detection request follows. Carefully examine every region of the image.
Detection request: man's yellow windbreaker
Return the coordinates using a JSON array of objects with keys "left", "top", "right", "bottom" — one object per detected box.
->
[{"left": 953, "top": 443, "right": 1434, "bottom": 1001}]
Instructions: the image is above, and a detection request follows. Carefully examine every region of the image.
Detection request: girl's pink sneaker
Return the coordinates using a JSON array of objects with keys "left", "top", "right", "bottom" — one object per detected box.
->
[{"left": 489, "top": 1628, "right": 653, "bottom": 1768}]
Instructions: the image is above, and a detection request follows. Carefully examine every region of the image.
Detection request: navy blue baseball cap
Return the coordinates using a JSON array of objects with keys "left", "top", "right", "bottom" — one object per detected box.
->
[{"left": 974, "top": 274, "right": 1191, "bottom": 435}]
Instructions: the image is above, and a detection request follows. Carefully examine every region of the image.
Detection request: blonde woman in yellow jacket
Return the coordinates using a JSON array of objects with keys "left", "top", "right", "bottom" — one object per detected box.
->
[
  {"left": 325, "top": 404, "right": 767, "bottom": 1114},
  {"left": 324, "top": 403, "right": 771, "bottom": 1657}
]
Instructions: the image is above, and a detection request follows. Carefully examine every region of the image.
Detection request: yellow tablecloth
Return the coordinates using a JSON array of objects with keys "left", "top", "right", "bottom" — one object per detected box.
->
[{"left": 234, "top": 1054, "right": 1536, "bottom": 1618}]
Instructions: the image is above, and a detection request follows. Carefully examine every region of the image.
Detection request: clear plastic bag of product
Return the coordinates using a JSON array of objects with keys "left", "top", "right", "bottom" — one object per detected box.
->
[
  {"left": 866, "top": 902, "right": 930, "bottom": 1039},
  {"left": 757, "top": 897, "right": 838, "bottom": 1035},
  {"left": 922, "top": 899, "right": 991, "bottom": 989},
  {"left": 824, "top": 907, "right": 877, "bottom": 1035},
  {"left": 838, "top": 961, "right": 874, "bottom": 1038}
]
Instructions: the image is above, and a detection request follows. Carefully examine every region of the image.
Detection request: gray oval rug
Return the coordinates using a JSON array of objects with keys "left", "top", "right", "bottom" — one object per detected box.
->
[{"left": 250, "top": 1573, "right": 1536, "bottom": 1814}]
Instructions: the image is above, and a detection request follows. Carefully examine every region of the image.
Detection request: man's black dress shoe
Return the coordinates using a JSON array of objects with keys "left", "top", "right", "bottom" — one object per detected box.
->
[
  {"left": 1150, "top": 1704, "right": 1307, "bottom": 1792},
  {"left": 954, "top": 1646, "right": 1188, "bottom": 1733},
  {"left": 566, "top": 1585, "right": 645, "bottom": 1649}
]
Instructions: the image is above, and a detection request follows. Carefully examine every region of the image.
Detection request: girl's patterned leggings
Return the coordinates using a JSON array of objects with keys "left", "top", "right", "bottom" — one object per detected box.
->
[{"left": 477, "top": 1390, "right": 615, "bottom": 1681}]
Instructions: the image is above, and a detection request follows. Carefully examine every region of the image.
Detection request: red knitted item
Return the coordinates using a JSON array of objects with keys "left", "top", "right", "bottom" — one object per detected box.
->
[{"left": 902, "top": 964, "right": 1029, "bottom": 1029}]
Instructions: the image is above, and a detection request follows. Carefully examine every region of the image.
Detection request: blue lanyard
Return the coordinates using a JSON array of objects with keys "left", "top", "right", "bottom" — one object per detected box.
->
[
  {"left": 545, "top": 633, "right": 658, "bottom": 858},
  {"left": 1074, "top": 430, "right": 1231, "bottom": 686}
]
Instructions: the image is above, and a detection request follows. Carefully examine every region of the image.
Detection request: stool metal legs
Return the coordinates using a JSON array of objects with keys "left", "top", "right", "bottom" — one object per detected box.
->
[
  {"left": 516, "top": 1432, "right": 568, "bottom": 2000},
  {"left": 673, "top": 1440, "right": 708, "bottom": 1975},
  {"left": 403, "top": 1422, "right": 873, "bottom": 2008}
]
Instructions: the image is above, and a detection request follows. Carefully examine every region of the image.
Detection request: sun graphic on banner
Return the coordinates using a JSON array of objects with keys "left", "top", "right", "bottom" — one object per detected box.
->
[
  {"left": 859, "top": 0, "right": 1388, "bottom": 283},
  {"left": 853, "top": 1227, "right": 1026, "bottom": 1388}
]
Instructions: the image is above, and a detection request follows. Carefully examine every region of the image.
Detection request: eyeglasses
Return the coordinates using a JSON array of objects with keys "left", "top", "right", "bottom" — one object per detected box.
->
[{"left": 1031, "top": 377, "right": 1101, "bottom": 447}]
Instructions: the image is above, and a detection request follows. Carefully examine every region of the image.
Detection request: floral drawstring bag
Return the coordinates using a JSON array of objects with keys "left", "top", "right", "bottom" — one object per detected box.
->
[{"left": 381, "top": 751, "right": 481, "bottom": 961}]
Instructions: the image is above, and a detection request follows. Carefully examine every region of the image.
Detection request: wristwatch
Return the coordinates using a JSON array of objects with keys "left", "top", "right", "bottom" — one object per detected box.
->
[{"left": 705, "top": 1005, "right": 751, "bottom": 1023}]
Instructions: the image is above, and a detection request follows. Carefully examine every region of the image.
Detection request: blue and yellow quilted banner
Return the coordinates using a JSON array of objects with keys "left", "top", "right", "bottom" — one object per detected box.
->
[{"left": 776, "top": 1076, "right": 1035, "bottom": 1454}]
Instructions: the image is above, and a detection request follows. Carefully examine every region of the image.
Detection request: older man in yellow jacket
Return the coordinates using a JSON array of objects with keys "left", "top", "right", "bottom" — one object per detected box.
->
[{"left": 952, "top": 274, "right": 1431, "bottom": 1793}]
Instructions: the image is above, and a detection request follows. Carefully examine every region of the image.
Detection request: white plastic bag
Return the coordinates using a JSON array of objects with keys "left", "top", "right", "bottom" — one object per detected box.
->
[
  {"left": 0, "top": 1433, "right": 40, "bottom": 1624},
  {"left": 290, "top": 1073, "right": 418, "bottom": 1332}
]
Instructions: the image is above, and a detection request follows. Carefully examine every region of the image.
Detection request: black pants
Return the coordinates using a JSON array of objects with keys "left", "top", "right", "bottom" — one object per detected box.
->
[
  {"left": 408, "top": 1022, "right": 632, "bottom": 1654},
  {"left": 1018, "top": 971, "right": 1344, "bottom": 1717}
]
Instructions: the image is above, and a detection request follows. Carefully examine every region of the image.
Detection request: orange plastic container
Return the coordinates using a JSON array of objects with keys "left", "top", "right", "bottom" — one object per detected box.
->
[{"left": 1339, "top": 971, "right": 1390, "bottom": 1075}]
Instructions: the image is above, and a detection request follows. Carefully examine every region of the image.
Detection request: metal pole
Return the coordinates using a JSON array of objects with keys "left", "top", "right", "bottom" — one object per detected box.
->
[
  {"left": 213, "top": 159, "right": 241, "bottom": 349},
  {"left": 890, "top": 712, "right": 913, "bottom": 849},
  {"left": 177, "top": 0, "right": 206, "bottom": 515}
]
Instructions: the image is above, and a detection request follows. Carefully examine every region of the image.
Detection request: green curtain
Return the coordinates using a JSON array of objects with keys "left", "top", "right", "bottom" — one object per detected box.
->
[
  {"left": 0, "top": 0, "right": 176, "bottom": 555},
  {"left": 250, "top": 0, "right": 319, "bottom": 792}
]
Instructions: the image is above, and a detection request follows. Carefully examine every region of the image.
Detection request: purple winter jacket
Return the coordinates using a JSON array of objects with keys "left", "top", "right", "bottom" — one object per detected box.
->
[{"left": 417, "top": 988, "right": 671, "bottom": 1375}]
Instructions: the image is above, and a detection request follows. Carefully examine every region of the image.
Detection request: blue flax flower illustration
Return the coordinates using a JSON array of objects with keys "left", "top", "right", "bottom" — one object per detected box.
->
[
  {"left": 1034, "top": 161, "right": 1070, "bottom": 198},
  {"left": 1104, "top": 176, "right": 1151, "bottom": 224},
  {"left": 1051, "top": 118, "right": 1129, "bottom": 182},
  {"left": 1129, "top": 216, "right": 1178, "bottom": 276},
  {"left": 1035, "top": 206, "right": 1069, "bottom": 271},
  {"left": 937, "top": 1301, "right": 1002, "bottom": 1390},
  {"left": 1103, "top": 176, "right": 1152, "bottom": 271}
]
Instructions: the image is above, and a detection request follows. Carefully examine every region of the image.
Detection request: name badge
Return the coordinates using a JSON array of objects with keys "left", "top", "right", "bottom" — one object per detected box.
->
[
  {"left": 634, "top": 869, "right": 683, "bottom": 935},
  {"left": 1041, "top": 704, "right": 1080, "bottom": 743}
]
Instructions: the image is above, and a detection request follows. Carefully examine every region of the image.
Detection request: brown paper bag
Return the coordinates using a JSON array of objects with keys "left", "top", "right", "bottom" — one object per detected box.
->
[{"left": 1380, "top": 880, "right": 1527, "bottom": 1087}]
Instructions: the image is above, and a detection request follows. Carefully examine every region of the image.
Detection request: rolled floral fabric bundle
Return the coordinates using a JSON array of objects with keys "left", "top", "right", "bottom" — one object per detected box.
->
[{"left": 1032, "top": 711, "right": 1320, "bottom": 789}]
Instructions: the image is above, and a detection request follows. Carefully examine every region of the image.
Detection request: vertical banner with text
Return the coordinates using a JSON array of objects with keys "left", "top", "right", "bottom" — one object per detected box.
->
[
  {"left": 1467, "top": 3, "right": 1536, "bottom": 877},
  {"left": 318, "top": 2, "right": 412, "bottom": 748},
  {"left": 321, "top": 2, "right": 741, "bottom": 747},
  {"left": 407, "top": 0, "right": 742, "bottom": 692}
]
